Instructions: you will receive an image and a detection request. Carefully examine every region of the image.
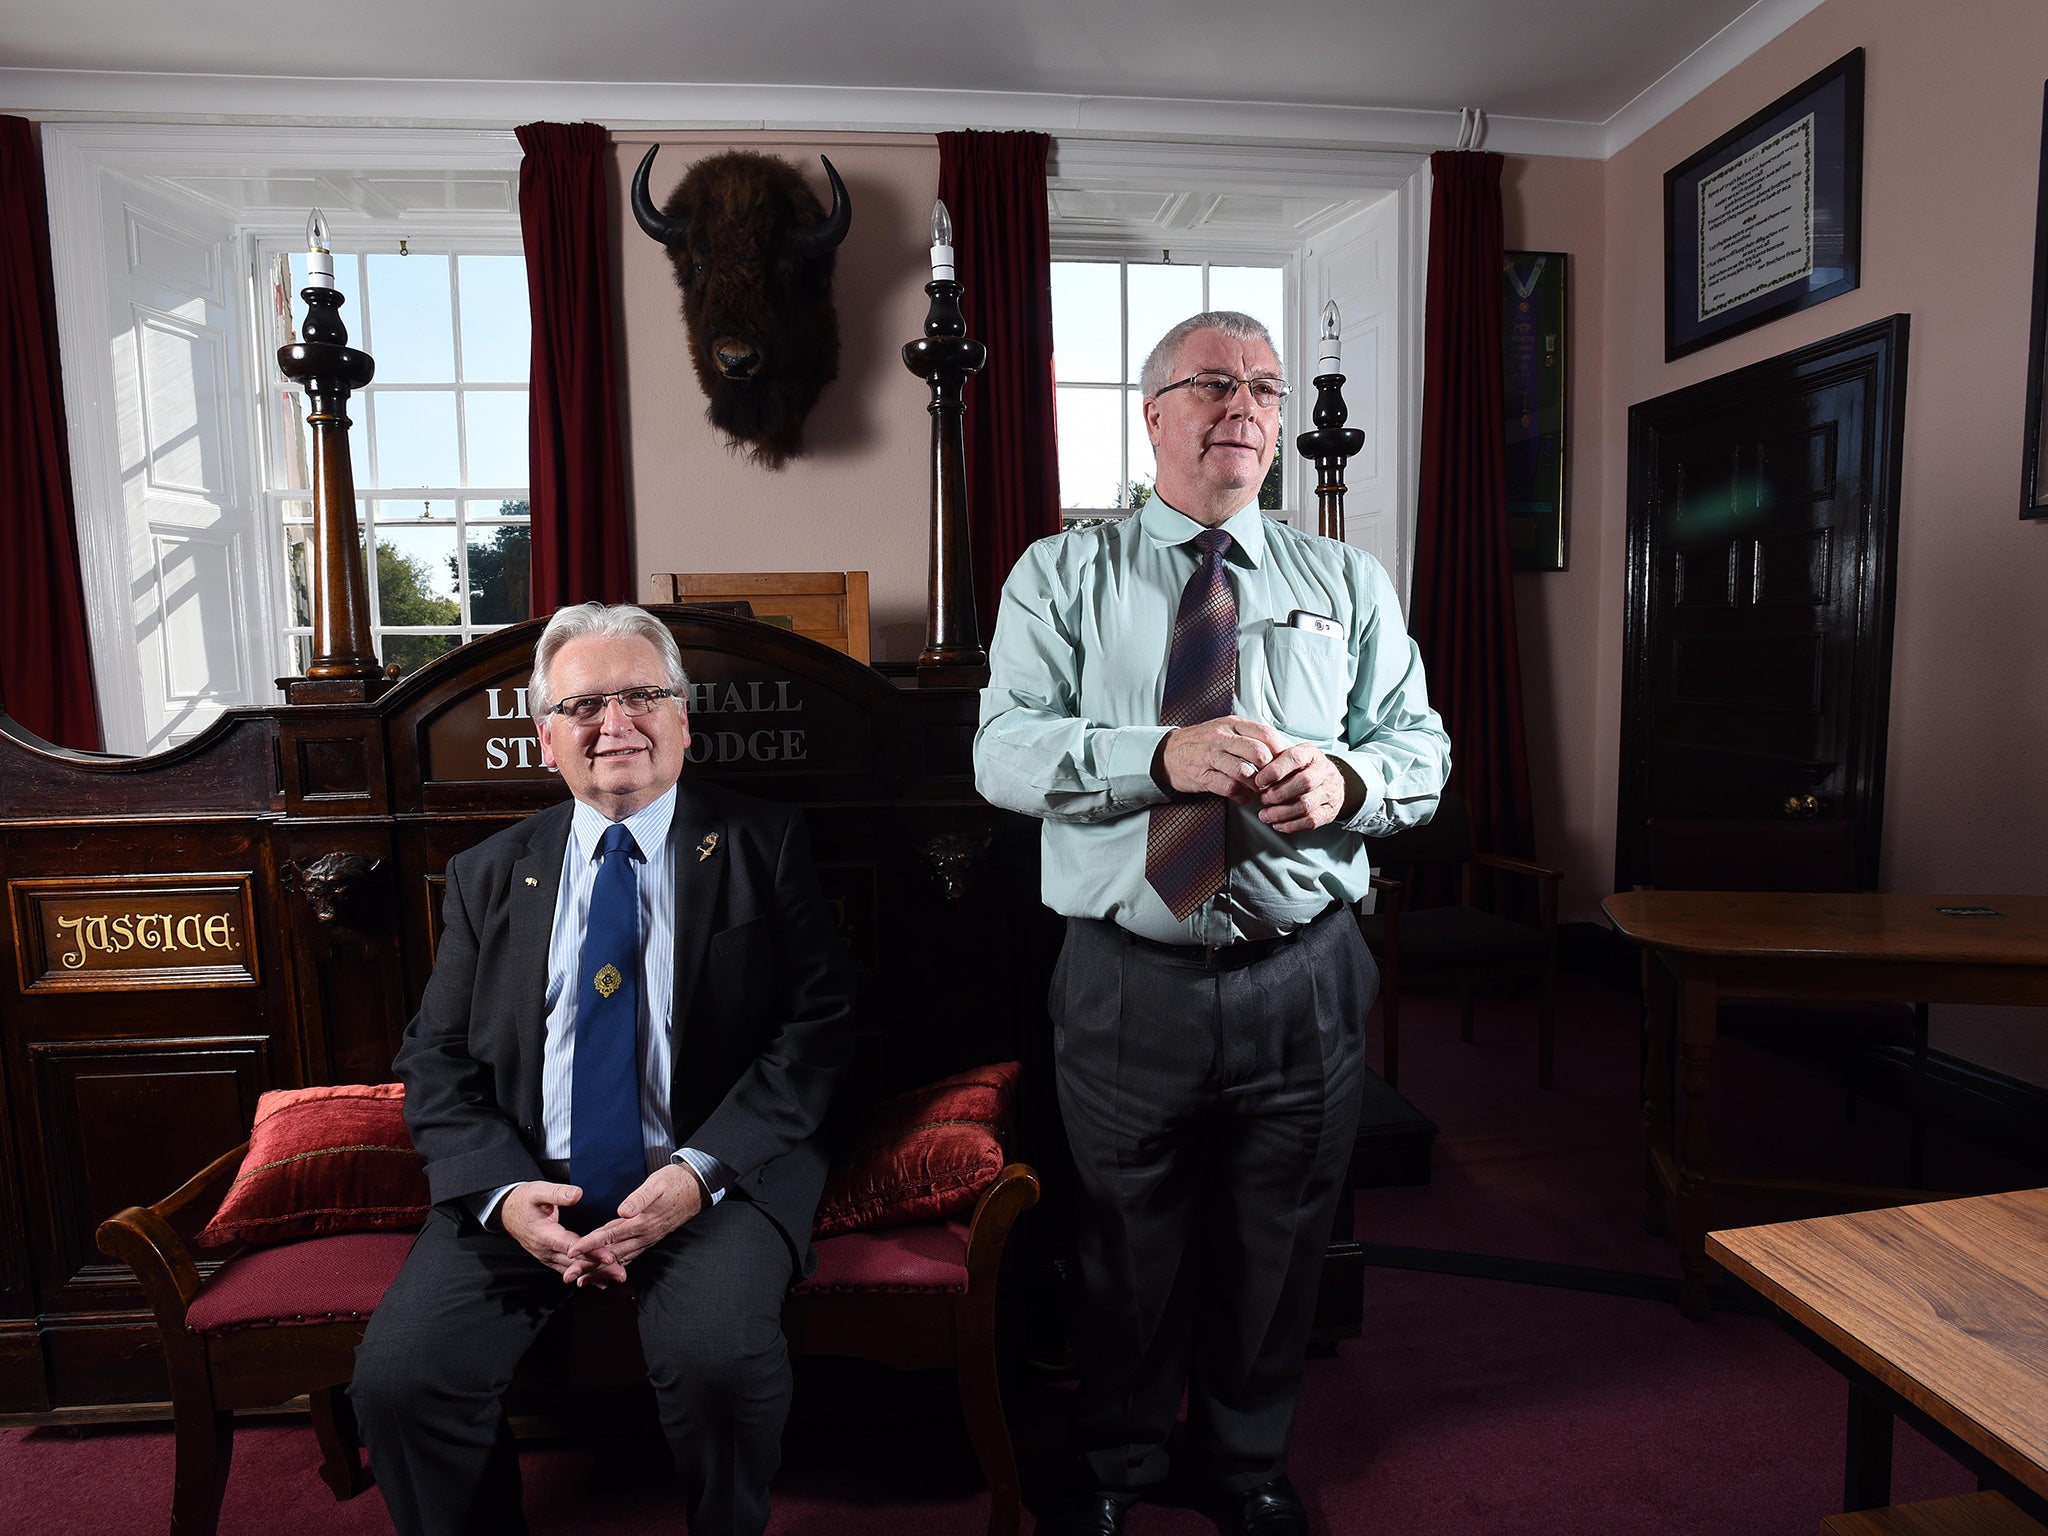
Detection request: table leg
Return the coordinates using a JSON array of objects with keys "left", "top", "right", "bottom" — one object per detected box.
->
[
  {"left": 1641, "top": 951, "right": 1674, "bottom": 1239},
  {"left": 1674, "top": 956, "right": 1717, "bottom": 1320},
  {"left": 1844, "top": 1382, "right": 1894, "bottom": 1510}
]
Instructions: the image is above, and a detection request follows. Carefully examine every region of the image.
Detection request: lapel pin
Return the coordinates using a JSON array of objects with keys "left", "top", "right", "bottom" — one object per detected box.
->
[
  {"left": 524, "top": 876, "right": 538, "bottom": 887},
  {"left": 697, "top": 833, "right": 719, "bottom": 862}
]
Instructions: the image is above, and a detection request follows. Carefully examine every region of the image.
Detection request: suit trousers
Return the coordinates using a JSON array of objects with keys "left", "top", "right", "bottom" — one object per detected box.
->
[
  {"left": 350, "top": 1194, "right": 795, "bottom": 1536},
  {"left": 1052, "top": 909, "right": 1373, "bottom": 1494}
]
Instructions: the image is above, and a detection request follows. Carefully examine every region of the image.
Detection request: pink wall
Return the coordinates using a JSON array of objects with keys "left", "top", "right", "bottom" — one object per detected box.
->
[
  {"left": 1523, "top": 0, "right": 2048, "bottom": 1075},
  {"left": 1502, "top": 155, "right": 1608, "bottom": 911},
  {"left": 610, "top": 132, "right": 941, "bottom": 663}
]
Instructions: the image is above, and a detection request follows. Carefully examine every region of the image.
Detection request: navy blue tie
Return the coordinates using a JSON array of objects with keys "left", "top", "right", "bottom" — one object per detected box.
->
[{"left": 570, "top": 823, "right": 644, "bottom": 1214}]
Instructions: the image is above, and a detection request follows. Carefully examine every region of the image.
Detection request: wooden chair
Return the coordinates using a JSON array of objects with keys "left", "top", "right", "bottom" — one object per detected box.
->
[
  {"left": 98, "top": 1147, "right": 1039, "bottom": 1536},
  {"left": 647, "top": 571, "right": 872, "bottom": 663},
  {"left": 1355, "top": 790, "right": 1564, "bottom": 1088}
]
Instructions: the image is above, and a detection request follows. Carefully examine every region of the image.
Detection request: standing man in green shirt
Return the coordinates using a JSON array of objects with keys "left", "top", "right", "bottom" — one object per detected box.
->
[{"left": 975, "top": 310, "right": 1449, "bottom": 1536}]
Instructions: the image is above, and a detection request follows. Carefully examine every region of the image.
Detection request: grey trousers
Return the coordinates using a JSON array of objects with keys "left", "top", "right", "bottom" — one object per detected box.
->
[
  {"left": 350, "top": 1195, "right": 794, "bottom": 1536},
  {"left": 1052, "top": 910, "right": 1373, "bottom": 1494}
]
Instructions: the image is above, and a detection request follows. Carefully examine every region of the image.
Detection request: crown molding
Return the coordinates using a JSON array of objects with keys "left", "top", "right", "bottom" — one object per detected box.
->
[
  {"left": 1599, "top": 0, "right": 1830, "bottom": 157},
  {"left": 2, "top": 70, "right": 1608, "bottom": 158}
]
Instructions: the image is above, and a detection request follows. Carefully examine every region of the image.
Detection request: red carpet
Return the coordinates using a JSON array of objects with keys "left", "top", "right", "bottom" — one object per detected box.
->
[{"left": 3, "top": 972, "right": 2032, "bottom": 1534}]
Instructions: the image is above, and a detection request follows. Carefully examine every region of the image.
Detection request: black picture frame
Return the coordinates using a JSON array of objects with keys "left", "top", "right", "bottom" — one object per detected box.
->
[
  {"left": 2022, "top": 82, "right": 2048, "bottom": 520},
  {"left": 1664, "top": 48, "right": 1864, "bottom": 361},
  {"left": 1502, "top": 251, "right": 1567, "bottom": 571}
]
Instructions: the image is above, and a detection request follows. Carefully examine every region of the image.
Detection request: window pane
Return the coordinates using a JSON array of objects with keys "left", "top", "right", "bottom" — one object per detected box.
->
[
  {"left": 376, "top": 527, "right": 461, "bottom": 627},
  {"left": 285, "top": 524, "right": 312, "bottom": 627},
  {"left": 1209, "top": 267, "right": 1287, "bottom": 372},
  {"left": 370, "top": 391, "right": 460, "bottom": 488},
  {"left": 1051, "top": 262, "right": 1122, "bottom": 383},
  {"left": 457, "top": 255, "right": 530, "bottom": 382},
  {"left": 364, "top": 254, "right": 455, "bottom": 383},
  {"left": 469, "top": 495, "right": 531, "bottom": 521},
  {"left": 382, "top": 633, "right": 461, "bottom": 677},
  {"left": 463, "top": 391, "right": 528, "bottom": 486},
  {"left": 1125, "top": 264, "right": 1203, "bottom": 385},
  {"left": 1057, "top": 386, "right": 1124, "bottom": 509},
  {"left": 1126, "top": 390, "right": 1155, "bottom": 505},
  {"left": 467, "top": 523, "right": 531, "bottom": 625}
]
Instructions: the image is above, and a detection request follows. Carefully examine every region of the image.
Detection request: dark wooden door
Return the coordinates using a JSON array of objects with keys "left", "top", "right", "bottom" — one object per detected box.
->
[{"left": 1618, "top": 315, "right": 1910, "bottom": 891}]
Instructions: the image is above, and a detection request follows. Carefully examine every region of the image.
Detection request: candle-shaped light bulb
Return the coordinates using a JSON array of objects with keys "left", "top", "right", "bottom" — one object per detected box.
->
[
  {"left": 305, "top": 208, "right": 335, "bottom": 291},
  {"left": 1318, "top": 299, "right": 1341, "bottom": 375},
  {"left": 929, "top": 199, "right": 955, "bottom": 282}
]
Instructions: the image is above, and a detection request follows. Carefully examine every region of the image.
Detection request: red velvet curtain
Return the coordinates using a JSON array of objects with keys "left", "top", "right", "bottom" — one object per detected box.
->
[
  {"left": 936, "top": 131, "right": 1061, "bottom": 646},
  {"left": 0, "top": 116, "right": 101, "bottom": 749},
  {"left": 517, "top": 122, "right": 632, "bottom": 613},
  {"left": 1410, "top": 150, "right": 1534, "bottom": 865}
]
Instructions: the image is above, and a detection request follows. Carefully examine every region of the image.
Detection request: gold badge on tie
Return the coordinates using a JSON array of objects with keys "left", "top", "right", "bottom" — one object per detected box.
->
[
  {"left": 697, "top": 833, "right": 719, "bottom": 862},
  {"left": 593, "top": 963, "right": 623, "bottom": 999},
  {"left": 524, "top": 876, "right": 538, "bottom": 887}
]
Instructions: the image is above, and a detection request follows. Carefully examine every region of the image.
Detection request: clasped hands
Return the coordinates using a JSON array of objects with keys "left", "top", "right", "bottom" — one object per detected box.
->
[
  {"left": 1159, "top": 716, "right": 1350, "bottom": 834},
  {"left": 499, "top": 1162, "right": 705, "bottom": 1287}
]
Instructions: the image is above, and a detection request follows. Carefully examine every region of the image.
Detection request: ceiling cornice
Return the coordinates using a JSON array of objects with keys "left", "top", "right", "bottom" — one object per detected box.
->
[{"left": 0, "top": 0, "right": 1835, "bottom": 164}]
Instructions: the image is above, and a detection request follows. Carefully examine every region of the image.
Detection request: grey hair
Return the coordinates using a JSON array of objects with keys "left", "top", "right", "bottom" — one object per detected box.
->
[
  {"left": 528, "top": 602, "right": 689, "bottom": 721},
  {"left": 1139, "top": 310, "right": 1280, "bottom": 400}
]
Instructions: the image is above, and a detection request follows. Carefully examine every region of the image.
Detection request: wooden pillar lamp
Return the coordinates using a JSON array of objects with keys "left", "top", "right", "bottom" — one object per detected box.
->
[
  {"left": 1295, "top": 301, "right": 1366, "bottom": 543},
  {"left": 902, "top": 199, "right": 989, "bottom": 687},
  {"left": 278, "top": 210, "right": 387, "bottom": 704}
]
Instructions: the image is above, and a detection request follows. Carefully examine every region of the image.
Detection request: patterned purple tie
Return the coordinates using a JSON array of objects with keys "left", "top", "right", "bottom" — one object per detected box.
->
[{"left": 1146, "top": 528, "right": 1238, "bottom": 920}]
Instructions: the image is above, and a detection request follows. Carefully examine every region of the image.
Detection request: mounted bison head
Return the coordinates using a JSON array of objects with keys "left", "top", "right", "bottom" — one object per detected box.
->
[{"left": 631, "top": 146, "right": 852, "bottom": 470}]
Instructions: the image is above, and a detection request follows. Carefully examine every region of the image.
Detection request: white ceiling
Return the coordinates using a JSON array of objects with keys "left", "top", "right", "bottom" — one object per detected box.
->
[{"left": 1, "top": 0, "right": 1824, "bottom": 157}]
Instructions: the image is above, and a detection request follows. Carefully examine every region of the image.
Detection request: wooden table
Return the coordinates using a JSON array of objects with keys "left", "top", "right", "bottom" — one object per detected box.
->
[
  {"left": 1602, "top": 891, "right": 2048, "bottom": 1319},
  {"left": 1709, "top": 1189, "right": 2048, "bottom": 1518}
]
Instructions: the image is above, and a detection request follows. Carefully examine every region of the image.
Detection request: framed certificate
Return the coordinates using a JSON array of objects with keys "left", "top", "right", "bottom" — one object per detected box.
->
[{"left": 1664, "top": 49, "right": 1864, "bottom": 361}]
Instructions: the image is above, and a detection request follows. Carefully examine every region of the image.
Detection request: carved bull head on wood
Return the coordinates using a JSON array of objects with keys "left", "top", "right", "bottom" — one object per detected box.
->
[{"left": 631, "top": 146, "right": 852, "bottom": 470}]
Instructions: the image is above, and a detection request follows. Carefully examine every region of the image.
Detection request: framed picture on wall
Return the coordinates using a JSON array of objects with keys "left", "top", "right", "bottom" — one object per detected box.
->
[
  {"left": 2022, "top": 81, "right": 2048, "bottom": 520},
  {"left": 1664, "top": 48, "right": 1864, "bottom": 361},
  {"left": 1502, "top": 250, "right": 1567, "bottom": 571}
]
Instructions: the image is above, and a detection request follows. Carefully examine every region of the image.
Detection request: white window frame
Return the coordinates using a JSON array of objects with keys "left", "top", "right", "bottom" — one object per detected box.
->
[
  {"left": 1047, "top": 248, "right": 1299, "bottom": 525},
  {"left": 41, "top": 123, "right": 521, "bottom": 752},
  {"left": 254, "top": 231, "right": 532, "bottom": 679},
  {"left": 1048, "top": 138, "right": 1429, "bottom": 595}
]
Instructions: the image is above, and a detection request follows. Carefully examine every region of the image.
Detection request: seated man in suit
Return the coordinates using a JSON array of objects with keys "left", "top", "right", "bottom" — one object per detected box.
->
[{"left": 352, "top": 601, "right": 854, "bottom": 1536}]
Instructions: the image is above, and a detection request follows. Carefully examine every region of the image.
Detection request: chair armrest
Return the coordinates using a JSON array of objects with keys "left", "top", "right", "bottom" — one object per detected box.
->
[
  {"left": 95, "top": 1139, "right": 248, "bottom": 1330},
  {"left": 964, "top": 1163, "right": 1040, "bottom": 1296},
  {"left": 1471, "top": 853, "right": 1564, "bottom": 883}
]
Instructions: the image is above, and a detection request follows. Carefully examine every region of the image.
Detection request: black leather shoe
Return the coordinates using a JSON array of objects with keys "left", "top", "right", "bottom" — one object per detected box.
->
[
  {"left": 1233, "top": 1474, "right": 1308, "bottom": 1535},
  {"left": 1043, "top": 1489, "right": 1138, "bottom": 1536}
]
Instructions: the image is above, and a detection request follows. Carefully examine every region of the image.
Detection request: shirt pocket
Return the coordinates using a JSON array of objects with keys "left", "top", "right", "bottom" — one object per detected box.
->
[{"left": 1263, "top": 621, "right": 1348, "bottom": 742}]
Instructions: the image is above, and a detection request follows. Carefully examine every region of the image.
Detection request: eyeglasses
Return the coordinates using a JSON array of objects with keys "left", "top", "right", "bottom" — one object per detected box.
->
[
  {"left": 547, "top": 686, "right": 679, "bottom": 723},
  {"left": 1152, "top": 370, "right": 1292, "bottom": 409}
]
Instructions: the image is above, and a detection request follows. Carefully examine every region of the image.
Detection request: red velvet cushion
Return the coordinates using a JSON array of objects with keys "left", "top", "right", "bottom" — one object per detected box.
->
[
  {"left": 797, "top": 1221, "right": 970, "bottom": 1294},
  {"left": 814, "top": 1062, "right": 1017, "bottom": 1237},
  {"left": 185, "top": 1231, "right": 414, "bottom": 1334},
  {"left": 197, "top": 1082, "right": 428, "bottom": 1250}
]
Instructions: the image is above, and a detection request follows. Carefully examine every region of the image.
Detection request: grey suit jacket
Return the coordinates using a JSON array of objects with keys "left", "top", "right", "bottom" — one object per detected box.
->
[{"left": 393, "top": 778, "right": 855, "bottom": 1266}]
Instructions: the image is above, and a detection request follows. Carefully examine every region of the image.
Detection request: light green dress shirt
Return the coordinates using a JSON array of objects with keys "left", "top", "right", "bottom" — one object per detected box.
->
[{"left": 974, "top": 495, "right": 1451, "bottom": 946}]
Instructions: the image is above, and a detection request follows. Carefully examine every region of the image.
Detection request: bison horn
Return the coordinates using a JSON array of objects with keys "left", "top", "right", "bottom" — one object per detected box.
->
[
  {"left": 630, "top": 145, "right": 691, "bottom": 248},
  {"left": 790, "top": 156, "right": 852, "bottom": 260}
]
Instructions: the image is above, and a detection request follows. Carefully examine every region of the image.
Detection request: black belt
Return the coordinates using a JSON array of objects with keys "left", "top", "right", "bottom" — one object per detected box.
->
[{"left": 1119, "top": 903, "right": 1340, "bottom": 970}]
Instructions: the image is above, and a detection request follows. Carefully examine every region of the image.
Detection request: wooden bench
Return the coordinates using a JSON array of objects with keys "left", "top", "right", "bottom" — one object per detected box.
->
[
  {"left": 98, "top": 1146, "right": 1038, "bottom": 1536},
  {"left": 1822, "top": 1491, "right": 2047, "bottom": 1535},
  {"left": 648, "top": 571, "right": 872, "bottom": 663}
]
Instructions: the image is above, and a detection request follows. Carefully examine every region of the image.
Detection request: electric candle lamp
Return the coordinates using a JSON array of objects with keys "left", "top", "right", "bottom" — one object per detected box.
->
[
  {"left": 1318, "top": 299, "right": 1341, "bottom": 375},
  {"left": 306, "top": 209, "right": 335, "bottom": 291},
  {"left": 929, "top": 200, "right": 955, "bottom": 282}
]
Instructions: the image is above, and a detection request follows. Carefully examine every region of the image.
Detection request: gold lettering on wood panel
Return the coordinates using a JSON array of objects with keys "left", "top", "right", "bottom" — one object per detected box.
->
[
  {"left": 11, "top": 875, "right": 259, "bottom": 992},
  {"left": 422, "top": 665, "right": 831, "bottom": 782}
]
